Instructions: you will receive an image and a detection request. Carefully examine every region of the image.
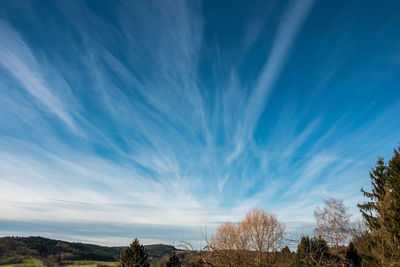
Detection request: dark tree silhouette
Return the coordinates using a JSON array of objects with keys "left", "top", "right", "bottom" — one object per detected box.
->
[
  {"left": 358, "top": 157, "right": 388, "bottom": 230},
  {"left": 120, "top": 238, "right": 150, "bottom": 267},
  {"left": 166, "top": 251, "right": 181, "bottom": 267},
  {"left": 358, "top": 145, "right": 400, "bottom": 266},
  {"left": 295, "top": 236, "right": 331, "bottom": 266},
  {"left": 345, "top": 242, "right": 361, "bottom": 267}
]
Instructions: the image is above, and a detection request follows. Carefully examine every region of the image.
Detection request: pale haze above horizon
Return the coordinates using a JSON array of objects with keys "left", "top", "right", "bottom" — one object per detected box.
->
[{"left": 1, "top": 0, "right": 400, "bottom": 246}]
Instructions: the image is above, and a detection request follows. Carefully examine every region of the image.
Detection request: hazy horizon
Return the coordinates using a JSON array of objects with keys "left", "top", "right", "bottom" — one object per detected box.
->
[{"left": 1, "top": 0, "right": 400, "bottom": 246}]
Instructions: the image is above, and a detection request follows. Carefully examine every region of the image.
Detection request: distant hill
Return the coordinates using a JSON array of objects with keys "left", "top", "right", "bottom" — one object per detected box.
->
[
  {"left": 0, "top": 236, "right": 178, "bottom": 265},
  {"left": 143, "top": 243, "right": 176, "bottom": 259}
]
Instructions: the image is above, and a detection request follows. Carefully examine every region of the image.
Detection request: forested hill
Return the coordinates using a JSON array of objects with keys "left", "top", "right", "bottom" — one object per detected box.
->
[{"left": 0, "top": 236, "right": 176, "bottom": 263}]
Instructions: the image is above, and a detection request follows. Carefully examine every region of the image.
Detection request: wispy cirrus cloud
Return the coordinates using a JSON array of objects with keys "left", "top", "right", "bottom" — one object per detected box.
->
[
  {"left": 228, "top": 0, "right": 315, "bottom": 163},
  {"left": 0, "top": 21, "right": 80, "bottom": 133},
  {"left": 1, "top": 0, "right": 400, "bottom": 245}
]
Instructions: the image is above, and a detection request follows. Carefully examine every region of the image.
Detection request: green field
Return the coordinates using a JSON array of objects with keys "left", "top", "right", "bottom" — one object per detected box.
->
[
  {"left": 64, "top": 260, "right": 119, "bottom": 267},
  {"left": 0, "top": 258, "right": 119, "bottom": 267},
  {"left": 1, "top": 257, "right": 44, "bottom": 267}
]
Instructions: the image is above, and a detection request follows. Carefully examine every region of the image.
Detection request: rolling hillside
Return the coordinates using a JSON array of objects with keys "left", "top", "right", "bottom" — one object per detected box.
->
[{"left": 0, "top": 236, "right": 178, "bottom": 266}]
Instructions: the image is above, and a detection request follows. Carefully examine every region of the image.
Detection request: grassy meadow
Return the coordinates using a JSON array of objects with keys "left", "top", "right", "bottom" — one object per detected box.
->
[
  {"left": 1, "top": 257, "right": 44, "bottom": 267},
  {"left": 0, "top": 257, "right": 119, "bottom": 267}
]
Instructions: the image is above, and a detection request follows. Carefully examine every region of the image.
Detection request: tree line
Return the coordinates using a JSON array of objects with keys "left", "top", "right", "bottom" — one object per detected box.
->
[{"left": 120, "top": 145, "right": 400, "bottom": 267}]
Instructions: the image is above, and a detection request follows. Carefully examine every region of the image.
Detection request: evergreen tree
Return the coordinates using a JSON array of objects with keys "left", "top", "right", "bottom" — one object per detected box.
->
[
  {"left": 358, "top": 157, "right": 388, "bottom": 230},
  {"left": 295, "top": 236, "right": 330, "bottom": 266},
  {"left": 345, "top": 242, "right": 361, "bottom": 267},
  {"left": 166, "top": 251, "right": 181, "bottom": 267},
  {"left": 387, "top": 146, "right": 400, "bottom": 242},
  {"left": 281, "top": 245, "right": 291, "bottom": 255},
  {"left": 357, "top": 145, "right": 400, "bottom": 266},
  {"left": 120, "top": 238, "right": 150, "bottom": 267}
]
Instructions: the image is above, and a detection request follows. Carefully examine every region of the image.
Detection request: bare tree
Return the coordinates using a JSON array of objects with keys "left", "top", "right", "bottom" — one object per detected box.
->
[
  {"left": 209, "top": 208, "right": 285, "bottom": 266},
  {"left": 210, "top": 222, "right": 241, "bottom": 251},
  {"left": 207, "top": 222, "right": 252, "bottom": 266},
  {"left": 314, "top": 198, "right": 351, "bottom": 250},
  {"left": 177, "top": 239, "right": 215, "bottom": 267},
  {"left": 241, "top": 208, "right": 285, "bottom": 254}
]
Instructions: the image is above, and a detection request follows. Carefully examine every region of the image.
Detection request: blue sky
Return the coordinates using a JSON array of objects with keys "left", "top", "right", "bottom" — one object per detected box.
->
[{"left": 1, "top": 0, "right": 400, "bottom": 246}]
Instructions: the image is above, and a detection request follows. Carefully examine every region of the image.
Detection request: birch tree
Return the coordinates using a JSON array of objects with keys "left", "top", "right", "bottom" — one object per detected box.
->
[{"left": 314, "top": 198, "right": 351, "bottom": 250}]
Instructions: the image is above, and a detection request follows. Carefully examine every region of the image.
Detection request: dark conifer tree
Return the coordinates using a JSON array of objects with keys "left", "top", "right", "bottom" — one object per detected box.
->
[
  {"left": 295, "top": 236, "right": 330, "bottom": 266},
  {"left": 346, "top": 242, "right": 361, "bottom": 267},
  {"left": 357, "top": 145, "right": 400, "bottom": 265},
  {"left": 281, "top": 245, "right": 291, "bottom": 255},
  {"left": 358, "top": 157, "right": 388, "bottom": 230},
  {"left": 386, "top": 146, "right": 400, "bottom": 241},
  {"left": 120, "top": 238, "right": 150, "bottom": 267},
  {"left": 166, "top": 251, "right": 181, "bottom": 267}
]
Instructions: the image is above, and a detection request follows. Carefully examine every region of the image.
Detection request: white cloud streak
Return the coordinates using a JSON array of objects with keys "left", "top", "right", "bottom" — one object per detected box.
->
[
  {"left": 0, "top": 20, "right": 79, "bottom": 133},
  {"left": 0, "top": 0, "right": 399, "bottom": 245},
  {"left": 229, "top": 0, "right": 315, "bottom": 162}
]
